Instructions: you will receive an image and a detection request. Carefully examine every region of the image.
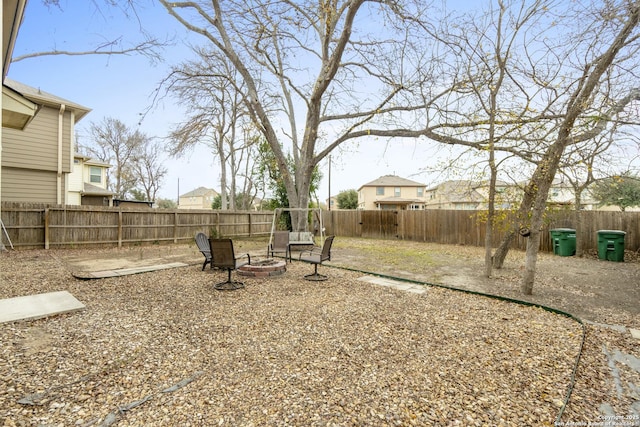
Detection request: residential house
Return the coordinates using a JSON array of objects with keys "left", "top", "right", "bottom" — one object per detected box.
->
[
  {"left": 179, "top": 187, "right": 219, "bottom": 209},
  {"left": 2, "top": 0, "right": 33, "bottom": 128},
  {"left": 425, "top": 178, "right": 600, "bottom": 211},
  {"left": 67, "top": 154, "right": 114, "bottom": 206},
  {"left": 545, "top": 179, "right": 599, "bottom": 210},
  {"left": 467, "top": 180, "right": 523, "bottom": 210},
  {"left": 1, "top": 78, "right": 91, "bottom": 204},
  {"left": 2, "top": 0, "right": 34, "bottom": 209},
  {"left": 358, "top": 175, "right": 427, "bottom": 210},
  {"left": 326, "top": 196, "right": 337, "bottom": 210},
  {"left": 424, "top": 180, "right": 485, "bottom": 210}
]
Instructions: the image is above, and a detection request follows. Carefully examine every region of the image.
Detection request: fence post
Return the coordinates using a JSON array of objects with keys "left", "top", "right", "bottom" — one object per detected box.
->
[
  {"left": 44, "top": 207, "right": 50, "bottom": 249},
  {"left": 248, "top": 212, "right": 253, "bottom": 237},
  {"left": 174, "top": 211, "right": 178, "bottom": 244},
  {"left": 118, "top": 210, "right": 123, "bottom": 248}
]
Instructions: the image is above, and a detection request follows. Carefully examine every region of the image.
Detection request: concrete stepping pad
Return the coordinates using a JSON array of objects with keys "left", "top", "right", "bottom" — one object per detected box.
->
[{"left": 0, "top": 291, "right": 85, "bottom": 324}]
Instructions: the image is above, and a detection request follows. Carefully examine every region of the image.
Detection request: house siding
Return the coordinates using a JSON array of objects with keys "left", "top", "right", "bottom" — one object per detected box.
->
[
  {"left": 2, "top": 105, "right": 77, "bottom": 203},
  {"left": 2, "top": 106, "right": 74, "bottom": 173},
  {"left": 68, "top": 160, "right": 83, "bottom": 192},
  {"left": 1, "top": 166, "right": 59, "bottom": 203}
]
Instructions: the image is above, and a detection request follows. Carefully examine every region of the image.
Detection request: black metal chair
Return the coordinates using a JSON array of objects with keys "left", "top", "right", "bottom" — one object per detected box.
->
[
  {"left": 195, "top": 232, "right": 212, "bottom": 271},
  {"left": 298, "top": 236, "right": 334, "bottom": 281},
  {"left": 209, "top": 238, "right": 251, "bottom": 290}
]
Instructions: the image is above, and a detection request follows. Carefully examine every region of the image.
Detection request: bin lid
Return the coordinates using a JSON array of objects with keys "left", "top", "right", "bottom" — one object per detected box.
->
[
  {"left": 550, "top": 228, "right": 576, "bottom": 232},
  {"left": 597, "top": 230, "right": 626, "bottom": 235}
]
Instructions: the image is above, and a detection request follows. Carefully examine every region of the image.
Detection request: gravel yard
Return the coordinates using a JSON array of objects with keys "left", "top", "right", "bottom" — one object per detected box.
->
[{"left": 0, "top": 242, "right": 638, "bottom": 426}]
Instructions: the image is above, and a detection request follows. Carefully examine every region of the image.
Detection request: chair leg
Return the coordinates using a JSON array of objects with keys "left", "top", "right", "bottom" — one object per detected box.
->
[
  {"left": 304, "top": 262, "right": 328, "bottom": 281},
  {"left": 214, "top": 268, "right": 245, "bottom": 290}
]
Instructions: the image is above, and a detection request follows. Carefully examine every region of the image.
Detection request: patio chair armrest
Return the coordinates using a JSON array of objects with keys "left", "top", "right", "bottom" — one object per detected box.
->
[
  {"left": 298, "top": 246, "right": 321, "bottom": 260},
  {"left": 236, "top": 253, "right": 251, "bottom": 264}
]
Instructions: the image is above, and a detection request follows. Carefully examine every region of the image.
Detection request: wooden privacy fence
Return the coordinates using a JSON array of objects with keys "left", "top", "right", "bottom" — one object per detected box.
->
[
  {"left": 1, "top": 203, "right": 273, "bottom": 249},
  {"left": 2, "top": 203, "right": 639, "bottom": 252},
  {"left": 321, "top": 209, "right": 640, "bottom": 253}
]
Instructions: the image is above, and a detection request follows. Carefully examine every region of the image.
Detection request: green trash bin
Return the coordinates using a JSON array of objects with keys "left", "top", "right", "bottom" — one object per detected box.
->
[
  {"left": 597, "top": 230, "right": 626, "bottom": 262},
  {"left": 549, "top": 228, "right": 576, "bottom": 256}
]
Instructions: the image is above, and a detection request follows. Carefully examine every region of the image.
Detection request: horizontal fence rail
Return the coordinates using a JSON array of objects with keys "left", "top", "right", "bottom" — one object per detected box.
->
[
  {"left": 1, "top": 203, "right": 273, "bottom": 249},
  {"left": 2, "top": 202, "right": 638, "bottom": 253}
]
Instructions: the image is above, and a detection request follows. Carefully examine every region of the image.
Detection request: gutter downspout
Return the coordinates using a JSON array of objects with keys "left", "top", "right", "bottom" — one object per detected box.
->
[
  {"left": 57, "top": 104, "right": 66, "bottom": 205},
  {"left": 67, "top": 110, "right": 75, "bottom": 205}
]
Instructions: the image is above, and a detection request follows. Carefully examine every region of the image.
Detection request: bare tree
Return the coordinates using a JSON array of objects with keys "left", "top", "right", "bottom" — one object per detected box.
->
[
  {"left": 86, "top": 117, "right": 146, "bottom": 198},
  {"left": 157, "top": 0, "right": 640, "bottom": 293},
  {"left": 12, "top": 1, "right": 166, "bottom": 64},
  {"left": 163, "top": 49, "right": 258, "bottom": 210},
  {"left": 556, "top": 118, "right": 640, "bottom": 256},
  {"left": 130, "top": 139, "right": 168, "bottom": 202},
  {"left": 431, "top": 0, "right": 550, "bottom": 278},
  {"left": 159, "top": 0, "right": 436, "bottom": 230}
]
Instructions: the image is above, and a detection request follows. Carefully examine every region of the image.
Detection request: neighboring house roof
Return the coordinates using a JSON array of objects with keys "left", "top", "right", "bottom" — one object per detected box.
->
[
  {"left": 4, "top": 77, "right": 91, "bottom": 121},
  {"left": 3, "top": 0, "right": 28, "bottom": 80},
  {"left": 359, "top": 175, "right": 426, "bottom": 190},
  {"left": 76, "top": 153, "right": 111, "bottom": 168},
  {"left": 2, "top": 84, "right": 37, "bottom": 129},
  {"left": 85, "top": 159, "right": 111, "bottom": 168},
  {"left": 82, "top": 183, "right": 114, "bottom": 197},
  {"left": 180, "top": 186, "right": 218, "bottom": 198}
]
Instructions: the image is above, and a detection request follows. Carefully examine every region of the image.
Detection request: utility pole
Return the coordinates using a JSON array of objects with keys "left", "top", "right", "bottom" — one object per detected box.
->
[{"left": 328, "top": 155, "right": 331, "bottom": 211}]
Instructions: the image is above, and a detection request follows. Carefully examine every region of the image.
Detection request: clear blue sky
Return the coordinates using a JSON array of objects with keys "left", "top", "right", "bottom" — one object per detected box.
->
[{"left": 8, "top": 1, "right": 442, "bottom": 202}]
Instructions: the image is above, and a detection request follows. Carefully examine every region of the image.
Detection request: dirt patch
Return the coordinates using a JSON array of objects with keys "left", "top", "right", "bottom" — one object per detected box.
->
[{"left": 327, "top": 238, "right": 639, "bottom": 328}]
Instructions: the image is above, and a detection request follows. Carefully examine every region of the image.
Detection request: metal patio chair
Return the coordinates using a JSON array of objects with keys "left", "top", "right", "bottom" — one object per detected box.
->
[
  {"left": 298, "top": 236, "right": 335, "bottom": 281},
  {"left": 195, "top": 232, "right": 212, "bottom": 271},
  {"left": 210, "top": 238, "right": 251, "bottom": 290},
  {"left": 268, "top": 230, "right": 291, "bottom": 262}
]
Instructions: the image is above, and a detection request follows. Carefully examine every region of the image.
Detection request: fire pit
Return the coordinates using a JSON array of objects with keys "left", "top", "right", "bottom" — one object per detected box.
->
[{"left": 237, "top": 259, "right": 286, "bottom": 277}]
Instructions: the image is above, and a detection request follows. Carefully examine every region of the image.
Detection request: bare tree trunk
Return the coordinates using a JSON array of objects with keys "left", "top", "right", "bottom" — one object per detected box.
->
[
  {"left": 484, "top": 158, "right": 497, "bottom": 277},
  {"left": 522, "top": 228, "right": 541, "bottom": 294},
  {"left": 492, "top": 230, "right": 515, "bottom": 269},
  {"left": 574, "top": 193, "right": 584, "bottom": 257}
]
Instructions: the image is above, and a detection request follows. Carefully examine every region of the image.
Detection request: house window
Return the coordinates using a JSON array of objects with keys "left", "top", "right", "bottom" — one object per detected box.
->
[
  {"left": 394, "top": 187, "right": 401, "bottom": 197},
  {"left": 376, "top": 187, "right": 385, "bottom": 195},
  {"left": 417, "top": 187, "right": 424, "bottom": 197},
  {"left": 89, "top": 167, "right": 101, "bottom": 184}
]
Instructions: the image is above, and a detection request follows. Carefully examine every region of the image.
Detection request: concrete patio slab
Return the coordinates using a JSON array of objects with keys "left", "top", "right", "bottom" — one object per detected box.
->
[
  {"left": 72, "top": 262, "right": 189, "bottom": 279},
  {"left": 0, "top": 291, "right": 85, "bottom": 324}
]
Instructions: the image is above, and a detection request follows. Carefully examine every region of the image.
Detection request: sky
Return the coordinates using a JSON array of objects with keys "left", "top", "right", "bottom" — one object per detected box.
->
[{"left": 8, "top": 1, "right": 452, "bottom": 203}]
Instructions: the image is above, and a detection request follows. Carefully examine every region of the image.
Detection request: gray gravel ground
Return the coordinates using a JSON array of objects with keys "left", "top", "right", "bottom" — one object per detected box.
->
[{"left": 0, "top": 243, "right": 638, "bottom": 426}]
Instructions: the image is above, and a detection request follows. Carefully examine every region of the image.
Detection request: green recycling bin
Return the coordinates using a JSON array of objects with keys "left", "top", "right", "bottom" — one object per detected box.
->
[
  {"left": 549, "top": 228, "right": 576, "bottom": 256},
  {"left": 597, "top": 230, "right": 626, "bottom": 262}
]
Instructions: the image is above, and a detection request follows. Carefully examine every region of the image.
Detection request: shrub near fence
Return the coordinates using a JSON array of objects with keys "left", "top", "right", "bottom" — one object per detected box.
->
[{"left": 1, "top": 203, "right": 273, "bottom": 249}]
